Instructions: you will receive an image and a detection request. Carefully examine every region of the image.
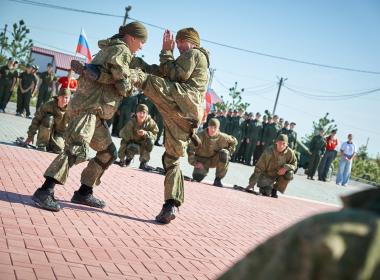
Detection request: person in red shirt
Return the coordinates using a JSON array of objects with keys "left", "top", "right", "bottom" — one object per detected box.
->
[
  {"left": 318, "top": 129, "right": 339, "bottom": 181},
  {"left": 57, "top": 69, "right": 77, "bottom": 93}
]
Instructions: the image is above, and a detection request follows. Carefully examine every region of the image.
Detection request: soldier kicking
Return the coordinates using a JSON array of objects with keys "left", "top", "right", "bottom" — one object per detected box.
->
[{"left": 32, "top": 22, "right": 148, "bottom": 211}]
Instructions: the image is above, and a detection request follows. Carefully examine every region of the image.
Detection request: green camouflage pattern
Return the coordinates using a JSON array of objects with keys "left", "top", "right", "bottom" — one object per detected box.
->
[
  {"left": 118, "top": 115, "right": 158, "bottom": 163},
  {"left": 44, "top": 37, "right": 135, "bottom": 187},
  {"left": 141, "top": 47, "right": 210, "bottom": 204},
  {"left": 27, "top": 99, "right": 68, "bottom": 153},
  {"left": 249, "top": 146, "right": 297, "bottom": 193},
  {"left": 188, "top": 130, "right": 237, "bottom": 179},
  {"left": 219, "top": 189, "right": 380, "bottom": 280}
]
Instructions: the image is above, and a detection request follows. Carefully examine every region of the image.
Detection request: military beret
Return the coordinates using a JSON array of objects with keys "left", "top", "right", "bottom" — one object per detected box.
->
[
  {"left": 136, "top": 103, "right": 148, "bottom": 113},
  {"left": 26, "top": 63, "right": 32, "bottom": 68},
  {"left": 57, "top": 87, "right": 71, "bottom": 97},
  {"left": 208, "top": 118, "right": 220, "bottom": 128},
  {"left": 290, "top": 122, "right": 296, "bottom": 125},
  {"left": 119, "top": 21, "right": 148, "bottom": 42},
  {"left": 256, "top": 112, "right": 261, "bottom": 116},
  {"left": 176, "top": 27, "right": 200, "bottom": 47},
  {"left": 47, "top": 63, "right": 53, "bottom": 67},
  {"left": 276, "top": 134, "right": 288, "bottom": 144},
  {"left": 233, "top": 110, "right": 237, "bottom": 113}
]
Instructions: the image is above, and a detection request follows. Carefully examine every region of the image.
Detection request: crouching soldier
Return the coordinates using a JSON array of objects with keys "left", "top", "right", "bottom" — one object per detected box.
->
[
  {"left": 25, "top": 88, "right": 70, "bottom": 153},
  {"left": 187, "top": 118, "right": 237, "bottom": 187},
  {"left": 118, "top": 104, "right": 158, "bottom": 170},
  {"left": 245, "top": 134, "right": 297, "bottom": 198}
]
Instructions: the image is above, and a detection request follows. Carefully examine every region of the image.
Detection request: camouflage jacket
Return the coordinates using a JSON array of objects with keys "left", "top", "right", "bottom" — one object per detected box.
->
[
  {"left": 68, "top": 38, "right": 137, "bottom": 120},
  {"left": 119, "top": 115, "right": 158, "bottom": 143},
  {"left": 38, "top": 71, "right": 57, "bottom": 91},
  {"left": 159, "top": 47, "right": 210, "bottom": 123},
  {"left": 249, "top": 146, "right": 297, "bottom": 186},
  {"left": 219, "top": 189, "right": 380, "bottom": 280},
  {"left": 27, "top": 99, "right": 68, "bottom": 138},
  {"left": 187, "top": 130, "right": 237, "bottom": 164}
]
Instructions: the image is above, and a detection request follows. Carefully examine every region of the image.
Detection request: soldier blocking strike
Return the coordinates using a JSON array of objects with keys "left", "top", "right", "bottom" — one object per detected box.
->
[{"left": 32, "top": 22, "right": 148, "bottom": 212}]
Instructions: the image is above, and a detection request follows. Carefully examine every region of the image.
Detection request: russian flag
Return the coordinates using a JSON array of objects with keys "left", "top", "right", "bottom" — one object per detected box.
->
[{"left": 76, "top": 28, "right": 92, "bottom": 62}]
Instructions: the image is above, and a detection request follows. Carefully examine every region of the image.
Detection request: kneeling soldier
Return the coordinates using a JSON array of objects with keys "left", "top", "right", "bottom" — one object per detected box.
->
[
  {"left": 187, "top": 118, "right": 237, "bottom": 187},
  {"left": 118, "top": 103, "right": 158, "bottom": 170},
  {"left": 25, "top": 88, "right": 70, "bottom": 153},
  {"left": 245, "top": 134, "right": 297, "bottom": 198}
]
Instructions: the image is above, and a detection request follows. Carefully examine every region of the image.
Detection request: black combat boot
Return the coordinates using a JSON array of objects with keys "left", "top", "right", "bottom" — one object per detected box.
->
[
  {"left": 139, "top": 161, "right": 153, "bottom": 171},
  {"left": 271, "top": 188, "right": 278, "bottom": 198},
  {"left": 155, "top": 200, "right": 177, "bottom": 224},
  {"left": 32, "top": 177, "right": 60, "bottom": 211},
  {"left": 213, "top": 178, "right": 223, "bottom": 187},
  {"left": 119, "top": 157, "right": 132, "bottom": 167},
  {"left": 71, "top": 184, "right": 106, "bottom": 209}
]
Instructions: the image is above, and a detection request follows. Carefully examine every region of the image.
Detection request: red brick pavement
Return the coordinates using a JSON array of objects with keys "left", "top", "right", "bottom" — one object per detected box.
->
[{"left": 0, "top": 144, "right": 336, "bottom": 280}]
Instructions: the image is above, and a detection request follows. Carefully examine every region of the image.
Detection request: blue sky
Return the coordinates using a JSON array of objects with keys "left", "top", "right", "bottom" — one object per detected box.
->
[{"left": 1, "top": 0, "right": 380, "bottom": 155}]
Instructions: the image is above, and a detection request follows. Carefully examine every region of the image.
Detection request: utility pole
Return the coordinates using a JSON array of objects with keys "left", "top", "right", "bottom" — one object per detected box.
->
[
  {"left": 272, "top": 77, "right": 287, "bottom": 115},
  {"left": 365, "top": 137, "right": 369, "bottom": 149},
  {"left": 123, "top": 6, "right": 132, "bottom": 25},
  {"left": 0, "top": 24, "right": 8, "bottom": 55}
]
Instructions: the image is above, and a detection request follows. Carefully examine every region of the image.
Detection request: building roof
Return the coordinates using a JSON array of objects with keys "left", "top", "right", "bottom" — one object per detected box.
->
[{"left": 31, "top": 46, "right": 85, "bottom": 71}]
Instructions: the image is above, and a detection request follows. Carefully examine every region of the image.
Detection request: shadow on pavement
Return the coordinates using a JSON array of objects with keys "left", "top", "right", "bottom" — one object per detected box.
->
[{"left": 0, "top": 189, "right": 158, "bottom": 225}]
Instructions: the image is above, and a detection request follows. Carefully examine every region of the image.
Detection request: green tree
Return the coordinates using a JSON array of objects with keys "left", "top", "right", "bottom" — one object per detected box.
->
[
  {"left": 303, "top": 112, "right": 337, "bottom": 143},
  {"left": 214, "top": 82, "right": 250, "bottom": 112},
  {"left": 356, "top": 145, "right": 369, "bottom": 161},
  {"left": 0, "top": 20, "right": 33, "bottom": 64}
]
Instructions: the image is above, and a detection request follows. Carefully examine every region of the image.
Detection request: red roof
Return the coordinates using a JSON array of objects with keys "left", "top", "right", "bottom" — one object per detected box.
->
[{"left": 31, "top": 46, "right": 85, "bottom": 71}]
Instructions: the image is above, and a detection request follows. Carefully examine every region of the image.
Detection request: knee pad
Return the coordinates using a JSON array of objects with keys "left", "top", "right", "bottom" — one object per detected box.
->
[
  {"left": 193, "top": 173, "right": 206, "bottom": 182},
  {"left": 41, "top": 114, "right": 54, "bottom": 128},
  {"left": 94, "top": 143, "right": 117, "bottom": 170},
  {"left": 284, "top": 170, "right": 294, "bottom": 181},
  {"left": 218, "top": 149, "right": 229, "bottom": 163}
]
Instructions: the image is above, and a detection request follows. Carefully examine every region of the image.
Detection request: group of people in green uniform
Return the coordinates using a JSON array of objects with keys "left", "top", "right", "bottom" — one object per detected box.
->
[{"left": 3, "top": 19, "right": 377, "bottom": 279}]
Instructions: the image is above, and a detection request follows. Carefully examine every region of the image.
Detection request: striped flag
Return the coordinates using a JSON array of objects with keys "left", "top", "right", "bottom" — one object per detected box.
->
[{"left": 76, "top": 28, "right": 92, "bottom": 62}]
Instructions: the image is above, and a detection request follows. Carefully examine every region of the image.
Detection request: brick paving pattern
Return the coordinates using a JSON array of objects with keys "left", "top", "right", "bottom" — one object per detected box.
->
[{"left": 0, "top": 144, "right": 335, "bottom": 279}]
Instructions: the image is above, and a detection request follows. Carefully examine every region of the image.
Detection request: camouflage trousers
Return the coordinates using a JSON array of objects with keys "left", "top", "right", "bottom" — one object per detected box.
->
[
  {"left": 118, "top": 137, "right": 154, "bottom": 163},
  {"left": 142, "top": 76, "right": 197, "bottom": 205},
  {"left": 36, "top": 114, "right": 65, "bottom": 154},
  {"left": 191, "top": 149, "right": 230, "bottom": 182},
  {"left": 44, "top": 112, "right": 117, "bottom": 187},
  {"left": 256, "top": 171, "right": 294, "bottom": 195}
]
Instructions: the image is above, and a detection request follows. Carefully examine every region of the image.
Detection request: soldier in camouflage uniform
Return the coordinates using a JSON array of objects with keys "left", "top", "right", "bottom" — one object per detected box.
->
[
  {"left": 131, "top": 28, "right": 210, "bottom": 224},
  {"left": 138, "top": 93, "right": 164, "bottom": 146},
  {"left": 31, "top": 22, "right": 148, "bottom": 212},
  {"left": 219, "top": 188, "right": 380, "bottom": 280},
  {"left": 231, "top": 110, "right": 244, "bottom": 162},
  {"left": 243, "top": 112, "right": 263, "bottom": 166},
  {"left": 261, "top": 115, "right": 280, "bottom": 149},
  {"left": 246, "top": 134, "right": 297, "bottom": 198},
  {"left": 25, "top": 88, "right": 70, "bottom": 153},
  {"left": 307, "top": 129, "right": 326, "bottom": 180},
  {"left": 216, "top": 109, "right": 227, "bottom": 133},
  {"left": 118, "top": 103, "right": 158, "bottom": 170},
  {"left": 36, "top": 63, "right": 57, "bottom": 110},
  {"left": 114, "top": 94, "right": 139, "bottom": 136},
  {"left": 224, "top": 109, "right": 234, "bottom": 135},
  {"left": 0, "top": 58, "right": 18, "bottom": 113},
  {"left": 187, "top": 118, "right": 237, "bottom": 187}
]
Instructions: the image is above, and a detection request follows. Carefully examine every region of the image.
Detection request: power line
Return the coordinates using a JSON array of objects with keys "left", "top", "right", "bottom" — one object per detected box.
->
[
  {"left": 7, "top": 0, "right": 380, "bottom": 75},
  {"left": 284, "top": 85, "right": 380, "bottom": 101}
]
